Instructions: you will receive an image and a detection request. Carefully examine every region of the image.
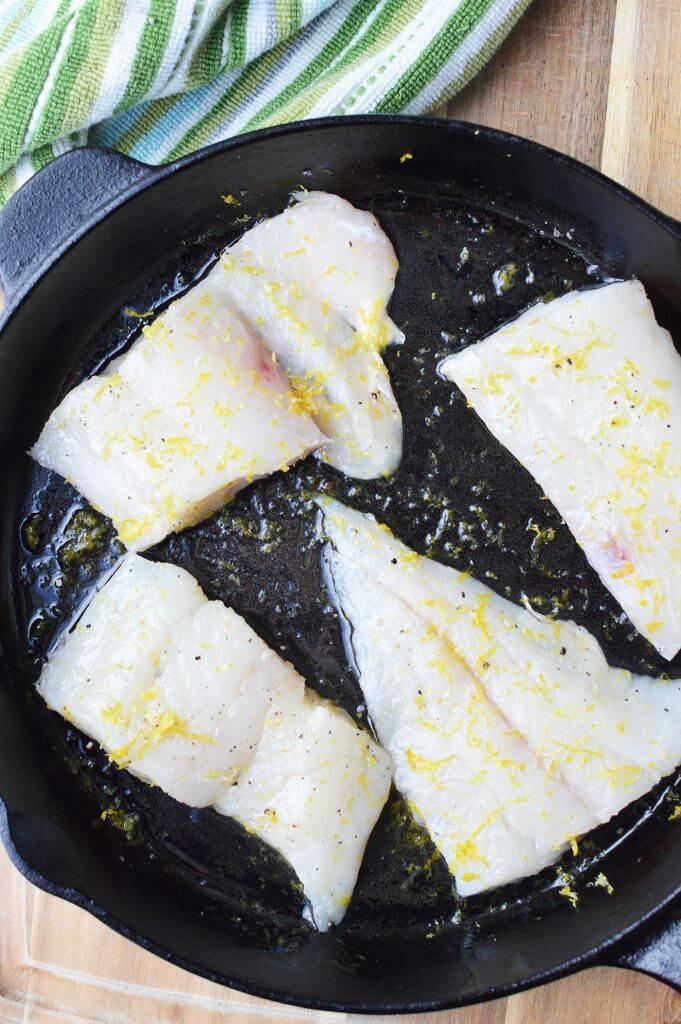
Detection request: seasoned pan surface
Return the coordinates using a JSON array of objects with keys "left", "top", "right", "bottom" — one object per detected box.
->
[{"left": 1, "top": 118, "right": 680, "bottom": 1012}]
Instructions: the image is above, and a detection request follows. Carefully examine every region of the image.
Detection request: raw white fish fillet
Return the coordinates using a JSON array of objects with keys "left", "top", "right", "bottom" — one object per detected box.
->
[
  {"left": 31, "top": 192, "right": 403, "bottom": 548},
  {"left": 37, "top": 554, "right": 392, "bottom": 930},
  {"left": 31, "top": 275, "right": 324, "bottom": 551},
  {"left": 37, "top": 556, "right": 288, "bottom": 806},
  {"left": 439, "top": 280, "right": 681, "bottom": 660},
  {"left": 317, "top": 498, "right": 681, "bottom": 896},
  {"left": 217, "top": 191, "right": 403, "bottom": 478},
  {"left": 217, "top": 675, "right": 389, "bottom": 931}
]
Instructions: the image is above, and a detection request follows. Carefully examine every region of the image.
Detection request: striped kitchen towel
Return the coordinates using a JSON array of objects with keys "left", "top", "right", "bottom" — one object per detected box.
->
[{"left": 0, "top": 0, "right": 531, "bottom": 205}]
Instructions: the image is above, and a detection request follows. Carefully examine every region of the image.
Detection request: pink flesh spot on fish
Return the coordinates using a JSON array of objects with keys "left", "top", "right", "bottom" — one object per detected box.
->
[
  {"left": 602, "top": 534, "right": 630, "bottom": 569},
  {"left": 253, "top": 345, "right": 280, "bottom": 383}
]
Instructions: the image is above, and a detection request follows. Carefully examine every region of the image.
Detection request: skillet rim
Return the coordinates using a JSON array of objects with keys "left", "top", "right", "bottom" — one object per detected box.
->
[
  {"left": 1, "top": 113, "right": 680, "bottom": 327},
  {"left": 0, "top": 113, "right": 680, "bottom": 1014},
  {"left": 2, "top": 790, "right": 680, "bottom": 1015}
]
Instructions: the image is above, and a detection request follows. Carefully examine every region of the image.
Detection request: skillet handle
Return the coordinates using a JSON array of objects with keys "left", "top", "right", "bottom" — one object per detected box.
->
[
  {"left": 601, "top": 900, "right": 681, "bottom": 992},
  {"left": 0, "top": 147, "right": 153, "bottom": 316}
]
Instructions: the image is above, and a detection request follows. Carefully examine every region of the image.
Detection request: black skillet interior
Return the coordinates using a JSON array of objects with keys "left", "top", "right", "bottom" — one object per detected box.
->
[{"left": 0, "top": 118, "right": 681, "bottom": 1013}]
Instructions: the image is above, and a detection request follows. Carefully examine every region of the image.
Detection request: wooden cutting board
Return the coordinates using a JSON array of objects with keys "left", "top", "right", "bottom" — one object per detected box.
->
[{"left": 2, "top": 1, "right": 681, "bottom": 1021}]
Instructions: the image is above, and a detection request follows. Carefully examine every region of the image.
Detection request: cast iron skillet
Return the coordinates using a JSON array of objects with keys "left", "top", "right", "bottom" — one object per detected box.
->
[{"left": 1, "top": 117, "right": 681, "bottom": 1014}]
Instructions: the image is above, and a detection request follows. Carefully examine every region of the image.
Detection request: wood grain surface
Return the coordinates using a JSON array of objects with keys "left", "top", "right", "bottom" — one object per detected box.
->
[{"left": 2, "top": 1, "right": 681, "bottom": 1021}]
